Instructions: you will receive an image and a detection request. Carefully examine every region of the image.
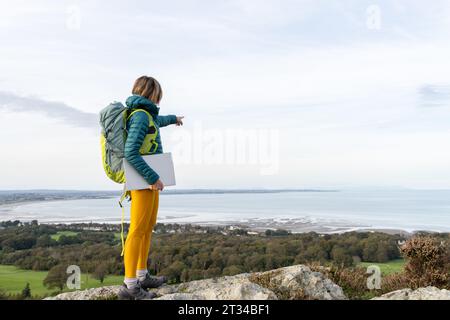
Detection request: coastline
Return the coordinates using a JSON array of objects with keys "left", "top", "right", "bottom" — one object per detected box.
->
[
  {"left": 2, "top": 218, "right": 429, "bottom": 237},
  {"left": 0, "top": 203, "right": 421, "bottom": 236},
  {"left": 170, "top": 220, "right": 417, "bottom": 236},
  {"left": 2, "top": 190, "right": 449, "bottom": 236}
]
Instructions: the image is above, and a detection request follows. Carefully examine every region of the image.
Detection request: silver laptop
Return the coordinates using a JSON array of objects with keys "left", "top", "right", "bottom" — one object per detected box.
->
[{"left": 124, "top": 153, "right": 176, "bottom": 190}]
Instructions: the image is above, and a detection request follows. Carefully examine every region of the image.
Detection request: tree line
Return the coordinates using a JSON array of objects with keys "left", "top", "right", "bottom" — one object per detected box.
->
[{"left": 1, "top": 221, "right": 406, "bottom": 281}]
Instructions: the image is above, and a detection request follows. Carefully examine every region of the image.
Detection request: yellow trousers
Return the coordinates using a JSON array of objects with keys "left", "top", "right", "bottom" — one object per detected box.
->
[{"left": 124, "top": 189, "right": 159, "bottom": 278}]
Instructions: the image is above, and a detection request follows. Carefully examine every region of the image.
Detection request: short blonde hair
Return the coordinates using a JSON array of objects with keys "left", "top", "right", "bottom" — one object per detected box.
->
[{"left": 132, "top": 76, "right": 163, "bottom": 104}]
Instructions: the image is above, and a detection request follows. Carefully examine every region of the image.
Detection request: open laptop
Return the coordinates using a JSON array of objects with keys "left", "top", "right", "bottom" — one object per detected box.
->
[{"left": 123, "top": 153, "right": 176, "bottom": 190}]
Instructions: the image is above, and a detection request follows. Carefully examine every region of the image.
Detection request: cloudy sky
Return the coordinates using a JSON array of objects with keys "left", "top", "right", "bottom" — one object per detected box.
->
[{"left": 1, "top": 0, "right": 450, "bottom": 190}]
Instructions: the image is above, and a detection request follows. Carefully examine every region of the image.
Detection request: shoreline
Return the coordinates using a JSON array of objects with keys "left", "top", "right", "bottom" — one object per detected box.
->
[
  {"left": 5, "top": 219, "right": 442, "bottom": 237},
  {"left": 4, "top": 201, "right": 444, "bottom": 235},
  {"left": 180, "top": 221, "right": 418, "bottom": 236},
  {"left": 1, "top": 206, "right": 446, "bottom": 236}
]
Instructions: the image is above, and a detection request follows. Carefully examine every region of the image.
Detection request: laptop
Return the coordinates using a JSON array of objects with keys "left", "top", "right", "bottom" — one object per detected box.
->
[{"left": 123, "top": 153, "right": 176, "bottom": 190}]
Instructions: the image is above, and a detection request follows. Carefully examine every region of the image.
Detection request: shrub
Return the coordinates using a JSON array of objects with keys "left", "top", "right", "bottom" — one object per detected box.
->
[
  {"left": 400, "top": 236, "right": 449, "bottom": 289},
  {"left": 308, "top": 262, "right": 378, "bottom": 300},
  {"left": 43, "top": 264, "right": 68, "bottom": 291}
]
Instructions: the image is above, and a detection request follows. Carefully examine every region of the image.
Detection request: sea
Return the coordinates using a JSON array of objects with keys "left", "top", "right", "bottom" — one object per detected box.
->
[{"left": 1, "top": 189, "right": 450, "bottom": 233}]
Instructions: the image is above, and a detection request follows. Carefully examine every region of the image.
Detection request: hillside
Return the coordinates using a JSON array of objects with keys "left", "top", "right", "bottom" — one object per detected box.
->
[{"left": 44, "top": 264, "right": 450, "bottom": 300}]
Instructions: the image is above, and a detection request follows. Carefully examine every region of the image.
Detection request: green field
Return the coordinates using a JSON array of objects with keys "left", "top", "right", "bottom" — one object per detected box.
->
[
  {"left": 359, "top": 259, "right": 405, "bottom": 275},
  {"left": 50, "top": 231, "right": 79, "bottom": 241},
  {"left": 0, "top": 265, "right": 123, "bottom": 298}
]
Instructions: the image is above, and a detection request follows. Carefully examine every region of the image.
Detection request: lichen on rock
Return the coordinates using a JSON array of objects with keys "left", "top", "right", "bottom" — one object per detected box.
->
[{"left": 44, "top": 264, "right": 347, "bottom": 300}]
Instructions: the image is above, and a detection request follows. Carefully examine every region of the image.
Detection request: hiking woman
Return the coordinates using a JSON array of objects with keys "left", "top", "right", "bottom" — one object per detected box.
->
[{"left": 118, "top": 76, "right": 184, "bottom": 300}]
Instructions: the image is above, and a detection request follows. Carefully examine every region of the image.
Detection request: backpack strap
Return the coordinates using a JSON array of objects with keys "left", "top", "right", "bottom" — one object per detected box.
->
[
  {"left": 127, "top": 108, "right": 151, "bottom": 122},
  {"left": 126, "top": 109, "right": 158, "bottom": 154},
  {"left": 118, "top": 186, "right": 131, "bottom": 256}
]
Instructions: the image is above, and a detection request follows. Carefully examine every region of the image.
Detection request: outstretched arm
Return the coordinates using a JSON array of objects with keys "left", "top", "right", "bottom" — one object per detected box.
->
[
  {"left": 156, "top": 115, "right": 177, "bottom": 128},
  {"left": 156, "top": 115, "right": 184, "bottom": 127}
]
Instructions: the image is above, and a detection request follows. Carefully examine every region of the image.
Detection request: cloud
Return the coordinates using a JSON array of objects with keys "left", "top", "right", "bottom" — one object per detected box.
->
[
  {"left": 0, "top": 91, "right": 97, "bottom": 129},
  {"left": 2, "top": 1, "right": 450, "bottom": 189},
  {"left": 418, "top": 84, "right": 450, "bottom": 108}
]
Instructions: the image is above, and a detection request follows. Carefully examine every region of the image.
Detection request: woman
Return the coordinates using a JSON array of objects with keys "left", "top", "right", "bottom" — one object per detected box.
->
[{"left": 118, "top": 76, "right": 184, "bottom": 300}]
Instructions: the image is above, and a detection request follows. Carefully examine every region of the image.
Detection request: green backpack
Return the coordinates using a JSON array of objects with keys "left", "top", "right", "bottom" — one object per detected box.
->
[{"left": 99, "top": 102, "right": 157, "bottom": 184}]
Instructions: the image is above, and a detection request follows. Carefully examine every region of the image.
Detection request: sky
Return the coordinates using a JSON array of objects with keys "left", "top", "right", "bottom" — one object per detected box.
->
[{"left": 1, "top": 0, "right": 450, "bottom": 190}]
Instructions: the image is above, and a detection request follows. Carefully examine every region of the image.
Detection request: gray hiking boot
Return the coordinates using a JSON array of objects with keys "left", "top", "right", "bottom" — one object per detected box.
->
[
  {"left": 117, "top": 283, "right": 157, "bottom": 300},
  {"left": 139, "top": 273, "right": 168, "bottom": 290}
]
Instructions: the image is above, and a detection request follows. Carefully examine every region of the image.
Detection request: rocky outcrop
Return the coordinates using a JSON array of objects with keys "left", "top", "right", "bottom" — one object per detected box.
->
[
  {"left": 248, "top": 265, "right": 346, "bottom": 300},
  {"left": 372, "top": 287, "right": 450, "bottom": 300},
  {"left": 44, "top": 264, "right": 347, "bottom": 300}
]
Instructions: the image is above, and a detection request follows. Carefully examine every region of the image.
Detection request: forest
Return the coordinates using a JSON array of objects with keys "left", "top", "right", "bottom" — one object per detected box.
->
[{"left": 0, "top": 220, "right": 448, "bottom": 299}]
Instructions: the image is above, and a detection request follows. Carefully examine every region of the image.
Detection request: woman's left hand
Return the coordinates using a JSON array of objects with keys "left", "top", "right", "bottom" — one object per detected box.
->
[{"left": 176, "top": 116, "right": 184, "bottom": 126}]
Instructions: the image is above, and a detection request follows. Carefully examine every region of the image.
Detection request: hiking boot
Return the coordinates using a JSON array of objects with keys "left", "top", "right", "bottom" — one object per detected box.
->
[
  {"left": 117, "top": 283, "right": 157, "bottom": 300},
  {"left": 139, "top": 274, "right": 168, "bottom": 290}
]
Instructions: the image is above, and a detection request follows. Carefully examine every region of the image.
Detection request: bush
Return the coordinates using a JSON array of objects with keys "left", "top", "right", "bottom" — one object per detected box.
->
[
  {"left": 400, "top": 236, "right": 449, "bottom": 289},
  {"left": 43, "top": 264, "right": 68, "bottom": 291},
  {"left": 310, "top": 235, "right": 450, "bottom": 299},
  {"left": 308, "top": 262, "right": 378, "bottom": 300},
  {"left": 21, "top": 283, "right": 31, "bottom": 299}
]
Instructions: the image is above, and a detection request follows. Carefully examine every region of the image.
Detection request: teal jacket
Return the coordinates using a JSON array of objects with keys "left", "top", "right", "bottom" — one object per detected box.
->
[{"left": 124, "top": 95, "right": 177, "bottom": 185}]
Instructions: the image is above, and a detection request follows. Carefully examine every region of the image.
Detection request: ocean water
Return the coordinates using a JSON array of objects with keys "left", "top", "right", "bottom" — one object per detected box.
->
[{"left": 1, "top": 190, "right": 450, "bottom": 233}]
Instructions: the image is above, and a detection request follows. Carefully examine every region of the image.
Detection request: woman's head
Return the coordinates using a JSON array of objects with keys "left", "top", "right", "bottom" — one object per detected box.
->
[{"left": 132, "top": 76, "right": 163, "bottom": 105}]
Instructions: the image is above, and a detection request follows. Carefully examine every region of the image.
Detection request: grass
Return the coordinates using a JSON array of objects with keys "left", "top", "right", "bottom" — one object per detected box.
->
[
  {"left": 358, "top": 259, "right": 405, "bottom": 275},
  {"left": 0, "top": 265, "right": 123, "bottom": 298},
  {"left": 50, "top": 231, "right": 79, "bottom": 241}
]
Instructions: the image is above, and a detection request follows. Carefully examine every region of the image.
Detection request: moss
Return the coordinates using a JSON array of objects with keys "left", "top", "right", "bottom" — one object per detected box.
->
[
  {"left": 248, "top": 270, "right": 308, "bottom": 300},
  {"left": 92, "top": 294, "right": 118, "bottom": 300}
]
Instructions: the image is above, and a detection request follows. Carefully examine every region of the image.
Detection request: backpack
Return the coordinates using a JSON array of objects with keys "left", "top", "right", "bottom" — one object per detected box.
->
[{"left": 99, "top": 102, "right": 157, "bottom": 184}]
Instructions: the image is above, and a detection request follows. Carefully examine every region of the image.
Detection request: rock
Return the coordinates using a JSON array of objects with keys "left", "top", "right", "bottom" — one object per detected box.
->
[
  {"left": 154, "top": 293, "right": 205, "bottom": 300},
  {"left": 172, "top": 274, "right": 277, "bottom": 300},
  {"left": 153, "top": 283, "right": 178, "bottom": 295},
  {"left": 44, "top": 285, "right": 122, "bottom": 300},
  {"left": 372, "top": 287, "right": 450, "bottom": 300},
  {"left": 249, "top": 265, "right": 347, "bottom": 300},
  {"left": 44, "top": 264, "right": 347, "bottom": 300}
]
